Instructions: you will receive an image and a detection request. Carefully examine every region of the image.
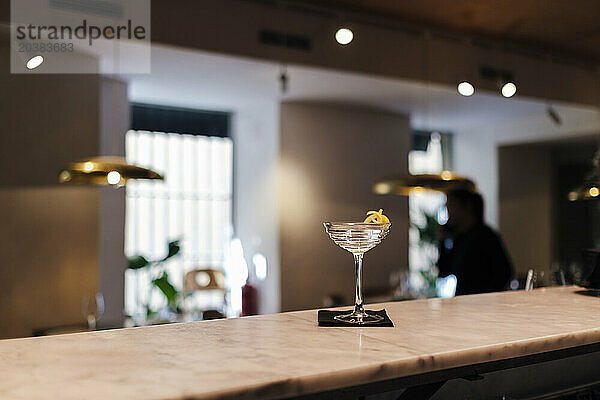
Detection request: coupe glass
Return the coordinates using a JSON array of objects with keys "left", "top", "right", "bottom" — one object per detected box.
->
[
  {"left": 82, "top": 292, "right": 105, "bottom": 331},
  {"left": 323, "top": 222, "right": 391, "bottom": 324}
]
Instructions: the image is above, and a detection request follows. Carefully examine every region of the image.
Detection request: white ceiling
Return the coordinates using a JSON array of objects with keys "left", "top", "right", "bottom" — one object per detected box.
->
[{"left": 126, "top": 44, "right": 600, "bottom": 144}]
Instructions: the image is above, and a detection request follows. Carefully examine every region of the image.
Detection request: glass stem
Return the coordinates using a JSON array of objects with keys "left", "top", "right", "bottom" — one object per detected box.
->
[
  {"left": 353, "top": 253, "right": 365, "bottom": 316},
  {"left": 87, "top": 315, "right": 97, "bottom": 331}
]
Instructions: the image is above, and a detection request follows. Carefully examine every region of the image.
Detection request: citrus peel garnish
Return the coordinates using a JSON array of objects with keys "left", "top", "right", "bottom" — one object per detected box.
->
[{"left": 363, "top": 209, "right": 390, "bottom": 223}]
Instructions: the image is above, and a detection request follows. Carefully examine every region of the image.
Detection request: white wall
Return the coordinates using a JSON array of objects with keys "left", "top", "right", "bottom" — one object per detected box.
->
[
  {"left": 279, "top": 102, "right": 410, "bottom": 312},
  {"left": 231, "top": 103, "right": 281, "bottom": 314},
  {"left": 498, "top": 144, "right": 553, "bottom": 278},
  {"left": 453, "top": 129, "right": 499, "bottom": 227},
  {"left": 452, "top": 104, "right": 600, "bottom": 229}
]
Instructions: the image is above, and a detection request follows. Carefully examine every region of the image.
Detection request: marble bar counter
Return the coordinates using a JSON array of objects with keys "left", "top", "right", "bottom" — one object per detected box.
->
[{"left": 3, "top": 286, "right": 600, "bottom": 400}]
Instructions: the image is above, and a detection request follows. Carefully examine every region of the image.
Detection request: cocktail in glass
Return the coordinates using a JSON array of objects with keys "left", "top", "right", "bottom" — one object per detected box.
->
[{"left": 323, "top": 222, "right": 391, "bottom": 324}]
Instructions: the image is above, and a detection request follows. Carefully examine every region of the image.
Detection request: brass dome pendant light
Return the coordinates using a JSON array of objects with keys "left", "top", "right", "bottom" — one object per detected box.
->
[
  {"left": 59, "top": 156, "right": 163, "bottom": 187},
  {"left": 568, "top": 148, "right": 600, "bottom": 201},
  {"left": 374, "top": 171, "right": 476, "bottom": 196},
  {"left": 59, "top": 35, "right": 164, "bottom": 188}
]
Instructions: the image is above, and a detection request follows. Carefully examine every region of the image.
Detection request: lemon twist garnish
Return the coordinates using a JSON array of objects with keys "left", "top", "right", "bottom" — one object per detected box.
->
[{"left": 363, "top": 209, "right": 390, "bottom": 223}]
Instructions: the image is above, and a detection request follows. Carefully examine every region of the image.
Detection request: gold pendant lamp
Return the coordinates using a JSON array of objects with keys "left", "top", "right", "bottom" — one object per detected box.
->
[
  {"left": 58, "top": 156, "right": 163, "bottom": 187},
  {"left": 374, "top": 171, "right": 476, "bottom": 196}
]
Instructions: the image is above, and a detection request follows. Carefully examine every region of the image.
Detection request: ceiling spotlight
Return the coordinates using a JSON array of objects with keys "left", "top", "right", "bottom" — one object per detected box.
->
[
  {"left": 26, "top": 55, "right": 44, "bottom": 70},
  {"left": 457, "top": 81, "right": 474, "bottom": 97},
  {"left": 335, "top": 28, "right": 354, "bottom": 45},
  {"left": 501, "top": 82, "right": 517, "bottom": 98}
]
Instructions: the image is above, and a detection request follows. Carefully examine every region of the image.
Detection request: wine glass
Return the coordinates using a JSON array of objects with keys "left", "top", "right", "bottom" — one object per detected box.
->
[
  {"left": 323, "top": 222, "right": 391, "bottom": 324},
  {"left": 82, "top": 292, "right": 105, "bottom": 330}
]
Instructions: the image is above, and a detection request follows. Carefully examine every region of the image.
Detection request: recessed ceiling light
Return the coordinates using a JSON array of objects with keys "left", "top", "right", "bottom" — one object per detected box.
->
[
  {"left": 335, "top": 28, "right": 354, "bottom": 45},
  {"left": 26, "top": 55, "right": 44, "bottom": 70},
  {"left": 501, "top": 82, "right": 517, "bottom": 98},
  {"left": 457, "top": 81, "right": 474, "bottom": 97}
]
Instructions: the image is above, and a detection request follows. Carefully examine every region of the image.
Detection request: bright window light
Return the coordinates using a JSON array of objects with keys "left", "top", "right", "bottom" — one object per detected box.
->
[
  {"left": 124, "top": 130, "right": 233, "bottom": 318},
  {"left": 253, "top": 253, "right": 267, "bottom": 281},
  {"left": 228, "top": 238, "right": 248, "bottom": 316},
  {"left": 436, "top": 274, "right": 457, "bottom": 298},
  {"left": 408, "top": 133, "right": 447, "bottom": 295},
  {"left": 335, "top": 28, "right": 354, "bottom": 45},
  {"left": 457, "top": 81, "right": 475, "bottom": 97}
]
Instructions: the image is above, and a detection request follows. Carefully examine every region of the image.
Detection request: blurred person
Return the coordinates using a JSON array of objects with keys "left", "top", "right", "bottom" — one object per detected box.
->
[{"left": 438, "top": 189, "right": 513, "bottom": 295}]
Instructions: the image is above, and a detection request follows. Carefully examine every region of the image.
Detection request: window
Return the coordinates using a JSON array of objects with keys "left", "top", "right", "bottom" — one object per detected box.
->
[
  {"left": 408, "top": 131, "right": 451, "bottom": 296},
  {"left": 124, "top": 104, "right": 233, "bottom": 321}
]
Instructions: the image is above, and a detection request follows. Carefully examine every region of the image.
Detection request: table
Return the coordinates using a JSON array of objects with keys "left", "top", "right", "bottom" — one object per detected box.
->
[{"left": 2, "top": 286, "right": 600, "bottom": 399}]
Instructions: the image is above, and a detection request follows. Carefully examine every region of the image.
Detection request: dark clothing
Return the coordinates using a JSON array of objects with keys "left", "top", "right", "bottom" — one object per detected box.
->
[{"left": 438, "top": 224, "right": 513, "bottom": 296}]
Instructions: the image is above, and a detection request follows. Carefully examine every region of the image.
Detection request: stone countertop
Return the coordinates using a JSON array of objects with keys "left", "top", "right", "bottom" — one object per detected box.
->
[{"left": 2, "top": 286, "right": 600, "bottom": 400}]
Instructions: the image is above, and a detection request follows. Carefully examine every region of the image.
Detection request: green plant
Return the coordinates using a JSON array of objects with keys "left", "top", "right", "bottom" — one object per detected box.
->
[
  {"left": 127, "top": 240, "right": 181, "bottom": 316},
  {"left": 414, "top": 211, "right": 439, "bottom": 246},
  {"left": 411, "top": 209, "right": 440, "bottom": 297},
  {"left": 419, "top": 266, "right": 439, "bottom": 298}
]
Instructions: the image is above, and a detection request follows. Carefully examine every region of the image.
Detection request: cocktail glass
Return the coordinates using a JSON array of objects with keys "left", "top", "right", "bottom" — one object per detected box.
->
[{"left": 323, "top": 222, "right": 391, "bottom": 324}]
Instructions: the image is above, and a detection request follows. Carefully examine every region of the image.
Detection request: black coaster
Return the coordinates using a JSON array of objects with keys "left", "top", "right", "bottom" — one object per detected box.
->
[{"left": 318, "top": 309, "right": 394, "bottom": 327}]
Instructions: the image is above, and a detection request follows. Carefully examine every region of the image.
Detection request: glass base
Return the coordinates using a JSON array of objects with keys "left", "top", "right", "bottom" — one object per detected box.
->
[{"left": 334, "top": 311, "right": 383, "bottom": 324}]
